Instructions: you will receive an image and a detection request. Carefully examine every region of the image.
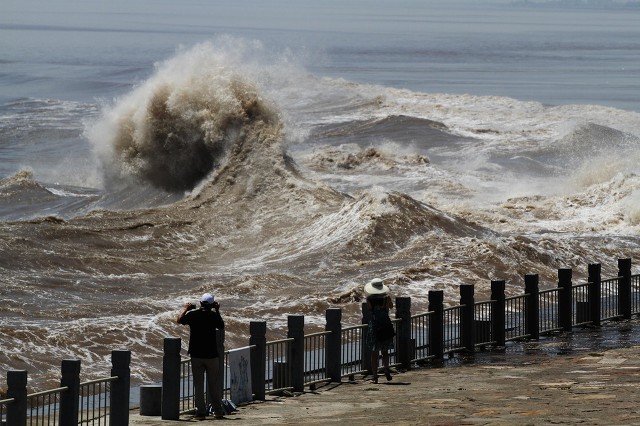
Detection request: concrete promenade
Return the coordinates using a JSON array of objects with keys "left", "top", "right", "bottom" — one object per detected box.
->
[{"left": 129, "top": 335, "right": 640, "bottom": 425}]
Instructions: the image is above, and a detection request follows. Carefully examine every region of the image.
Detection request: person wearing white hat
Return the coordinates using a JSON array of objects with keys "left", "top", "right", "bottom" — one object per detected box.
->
[
  {"left": 177, "top": 292, "right": 225, "bottom": 420},
  {"left": 364, "top": 278, "right": 394, "bottom": 384}
]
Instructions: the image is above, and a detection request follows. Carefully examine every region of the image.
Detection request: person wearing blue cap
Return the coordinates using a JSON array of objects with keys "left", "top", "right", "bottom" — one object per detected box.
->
[{"left": 177, "top": 292, "right": 225, "bottom": 420}]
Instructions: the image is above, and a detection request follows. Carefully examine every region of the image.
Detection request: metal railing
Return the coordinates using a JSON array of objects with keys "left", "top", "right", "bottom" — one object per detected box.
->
[
  {"left": 265, "top": 338, "right": 293, "bottom": 393},
  {"left": 601, "top": 277, "right": 621, "bottom": 321},
  {"left": 632, "top": 274, "right": 640, "bottom": 315},
  {"left": 222, "top": 350, "right": 231, "bottom": 401},
  {"left": 572, "top": 282, "right": 591, "bottom": 326},
  {"left": 7, "top": 260, "right": 640, "bottom": 423},
  {"left": 0, "top": 398, "right": 13, "bottom": 424},
  {"left": 410, "top": 311, "right": 433, "bottom": 362},
  {"left": 303, "top": 331, "right": 330, "bottom": 386},
  {"left": 443, "top": 305, "right": 464, "bottom": 354},
  {"left": 178, "top": 358, "right": 194, "bottom": 415},
  {"left": 27, "top": 386, "right": 66, "bottom": 425},
  {"left": 474, "top": 300, "right": 494, "bottom": 346},
  {"left": 505, "top": 294, "right": 528, "bottom": 341},
  {"left": 340, "top": 324, "right": 368, "bottom": 378},
  {"left": 2, "top": 352, "right": 129, "bottom": 426},
  {"left": 78, "top": 377, "right": 117, "bottom": 425},
  {"left": 539, "top": 287, "right": 561, "bottom": 334}
]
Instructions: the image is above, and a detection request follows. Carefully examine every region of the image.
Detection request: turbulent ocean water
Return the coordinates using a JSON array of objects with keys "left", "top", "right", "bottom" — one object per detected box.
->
[{"left": 2, "top": 0, "right": 640, "bottom": 389}]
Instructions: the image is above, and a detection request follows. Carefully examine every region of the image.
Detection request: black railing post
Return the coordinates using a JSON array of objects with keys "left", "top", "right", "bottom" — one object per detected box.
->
[
  {"left": 361, "top": 302, "right": 372, "bottom": 373},
  {"left": 588, "top": 263, "right": 602, "bottom": 326},
  {"left": 59, "top": 360, "right": 81, "bottom": 425},
  {"left": 619, "top": 258, "right": 632, "bottom": 319},
  {"left": 428, "top": 290, "right": 444, "bottom": 361},
  {"left": 249, "top": 321, "right": 267, "bottom": 400},
  {"left": 491, "top": 280, "right": 506, "bottom": 347},
  {"left": 325, "top": 308, "right": 342, "bottom": 382},
  {"left": 109, "top": 350, "right": 131, "bottom": 426},
  {"left": 161, "top": 337, "right": 181, "bottom": 420},
  {"left": 460, "top": 284, "right": 475, "bottom": 353},
  {"left": 558, "top": 268, "right": 573, "bottom": 331},
  {"left": 287, "top": 315, "right": 305, "bottom": 392},
  {"left": 6, "top": 370, "right": 27, "bottom": 426},
  {"left": 525, "top": 274, "right": 540, "bottom": 340},
  {"left": 395, "top": 297, "right": 412, "bottom": 370}
]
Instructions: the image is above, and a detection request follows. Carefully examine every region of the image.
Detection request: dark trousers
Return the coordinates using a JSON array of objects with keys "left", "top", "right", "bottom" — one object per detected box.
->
[{"left": 191, "top": 357, "right": 223, "bottom": 416}]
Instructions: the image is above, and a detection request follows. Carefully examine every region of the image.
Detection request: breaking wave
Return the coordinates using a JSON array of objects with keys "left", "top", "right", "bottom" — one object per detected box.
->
[{"left": 88, "top": 41, "right": 281, "bottom": 192}]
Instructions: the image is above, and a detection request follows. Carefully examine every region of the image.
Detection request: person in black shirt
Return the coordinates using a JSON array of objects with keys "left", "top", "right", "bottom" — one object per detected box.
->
[
  {"left": 364, "top": 278, "right": 394, "bottom": 384},
  {"left": 177, "top": 292, "right": 225, "bottom": 420}
]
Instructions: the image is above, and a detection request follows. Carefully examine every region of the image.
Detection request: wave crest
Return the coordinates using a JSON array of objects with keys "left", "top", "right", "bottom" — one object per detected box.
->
[{"left": 90, "top": 42, "right": 281, "bottom": 192}]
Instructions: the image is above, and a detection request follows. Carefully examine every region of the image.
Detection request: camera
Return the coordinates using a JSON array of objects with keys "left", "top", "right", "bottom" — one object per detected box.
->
[{"left": 186, "top": 303, "right": 196, "bottom": 310}]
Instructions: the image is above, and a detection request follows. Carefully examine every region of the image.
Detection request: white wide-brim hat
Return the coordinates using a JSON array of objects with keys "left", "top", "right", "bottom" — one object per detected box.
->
[{"left": 364, "top": 278, "right": 389, "bottom": 297}]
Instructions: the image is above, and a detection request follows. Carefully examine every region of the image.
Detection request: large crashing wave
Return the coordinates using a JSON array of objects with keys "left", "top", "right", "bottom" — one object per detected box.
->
[{"left": 88, "top": 41, "right": 281, "bottom": 192}]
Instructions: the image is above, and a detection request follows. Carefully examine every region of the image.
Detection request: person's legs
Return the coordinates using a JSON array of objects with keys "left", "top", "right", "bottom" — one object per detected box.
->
[
  {"left": 381, "top": 349, "right": 392, "bottom": 381},
  {"left": 381, "top": 349, "right": 389, "bottom": 370},
  {"left": 203, "top": 357, "right": 223, "bottom": 417},
  {"left": 191, "top": 358, "right": 207, "bottom": 416},
  {"left": 370, "top": 350, "right": 379, "bottom": 383}
]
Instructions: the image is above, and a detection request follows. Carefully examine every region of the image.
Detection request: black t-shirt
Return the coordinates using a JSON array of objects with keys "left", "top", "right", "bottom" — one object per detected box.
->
[
  {"left": 368, "top": 296, "right": 385, "bottom": 307},
  {"left": 178, "top": 308, "right": 225, "bottom": 358}
]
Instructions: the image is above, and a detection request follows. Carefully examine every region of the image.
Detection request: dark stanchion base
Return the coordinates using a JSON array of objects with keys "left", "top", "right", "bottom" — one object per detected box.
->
[{"left": 139, "top": 384, "right": 162, "bottom": 416}]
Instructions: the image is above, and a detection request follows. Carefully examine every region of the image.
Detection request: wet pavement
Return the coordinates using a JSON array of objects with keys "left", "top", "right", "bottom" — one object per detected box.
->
[{"left": 129, "top": 319, "right": 640, "bottom": 425}]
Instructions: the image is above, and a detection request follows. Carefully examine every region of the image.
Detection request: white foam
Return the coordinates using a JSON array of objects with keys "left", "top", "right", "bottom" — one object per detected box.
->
[{"left": 224, "top": 191, "right": 398, "bottom": 270}]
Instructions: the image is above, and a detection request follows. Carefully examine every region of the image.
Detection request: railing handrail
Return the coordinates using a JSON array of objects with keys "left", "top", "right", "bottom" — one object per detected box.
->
[
  {"left": 443, "top": 304, "right": 465, "bottom": 310},
  {"left": 0, "top": 397, "right": 15, "bottom": 405},
  {"left": 14, "top": 378, "right": 117, "bottom": 403},
  {"left": 230, "top": 344, "right": 255, "bottom": 351},
  {"left": 265, "top": 337, "right": 295, "bottom": 345},
  {"left": 304, "top": 331, "right": 332, "bottom": 338},
  {"left": 79, "top": 376, "right": 118, "bottom": 387},
  {"left": 410, "top": 311, "right": 433, "bottom": 320},
  {"left": 475, "top": 299, "right": 496, "bottom": 305},
  {"left": 27, "top": 386, "right": 68, "bottom": 399},
  {"left": 505, "top": 293, "right": 529, "bottom": 301},
  {"left": 342, "top": 323, "right": 368, "bottom": 332}
]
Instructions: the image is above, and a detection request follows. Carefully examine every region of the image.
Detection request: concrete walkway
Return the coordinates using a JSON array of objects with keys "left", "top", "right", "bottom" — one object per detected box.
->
[{"left": 129, "top": 341, "right": 640, "bottom": 425}]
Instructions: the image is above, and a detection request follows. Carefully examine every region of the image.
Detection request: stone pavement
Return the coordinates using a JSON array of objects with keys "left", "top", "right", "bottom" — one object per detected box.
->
[{"left": 129, "top": 342, "right": 640, "bottom": 425}]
